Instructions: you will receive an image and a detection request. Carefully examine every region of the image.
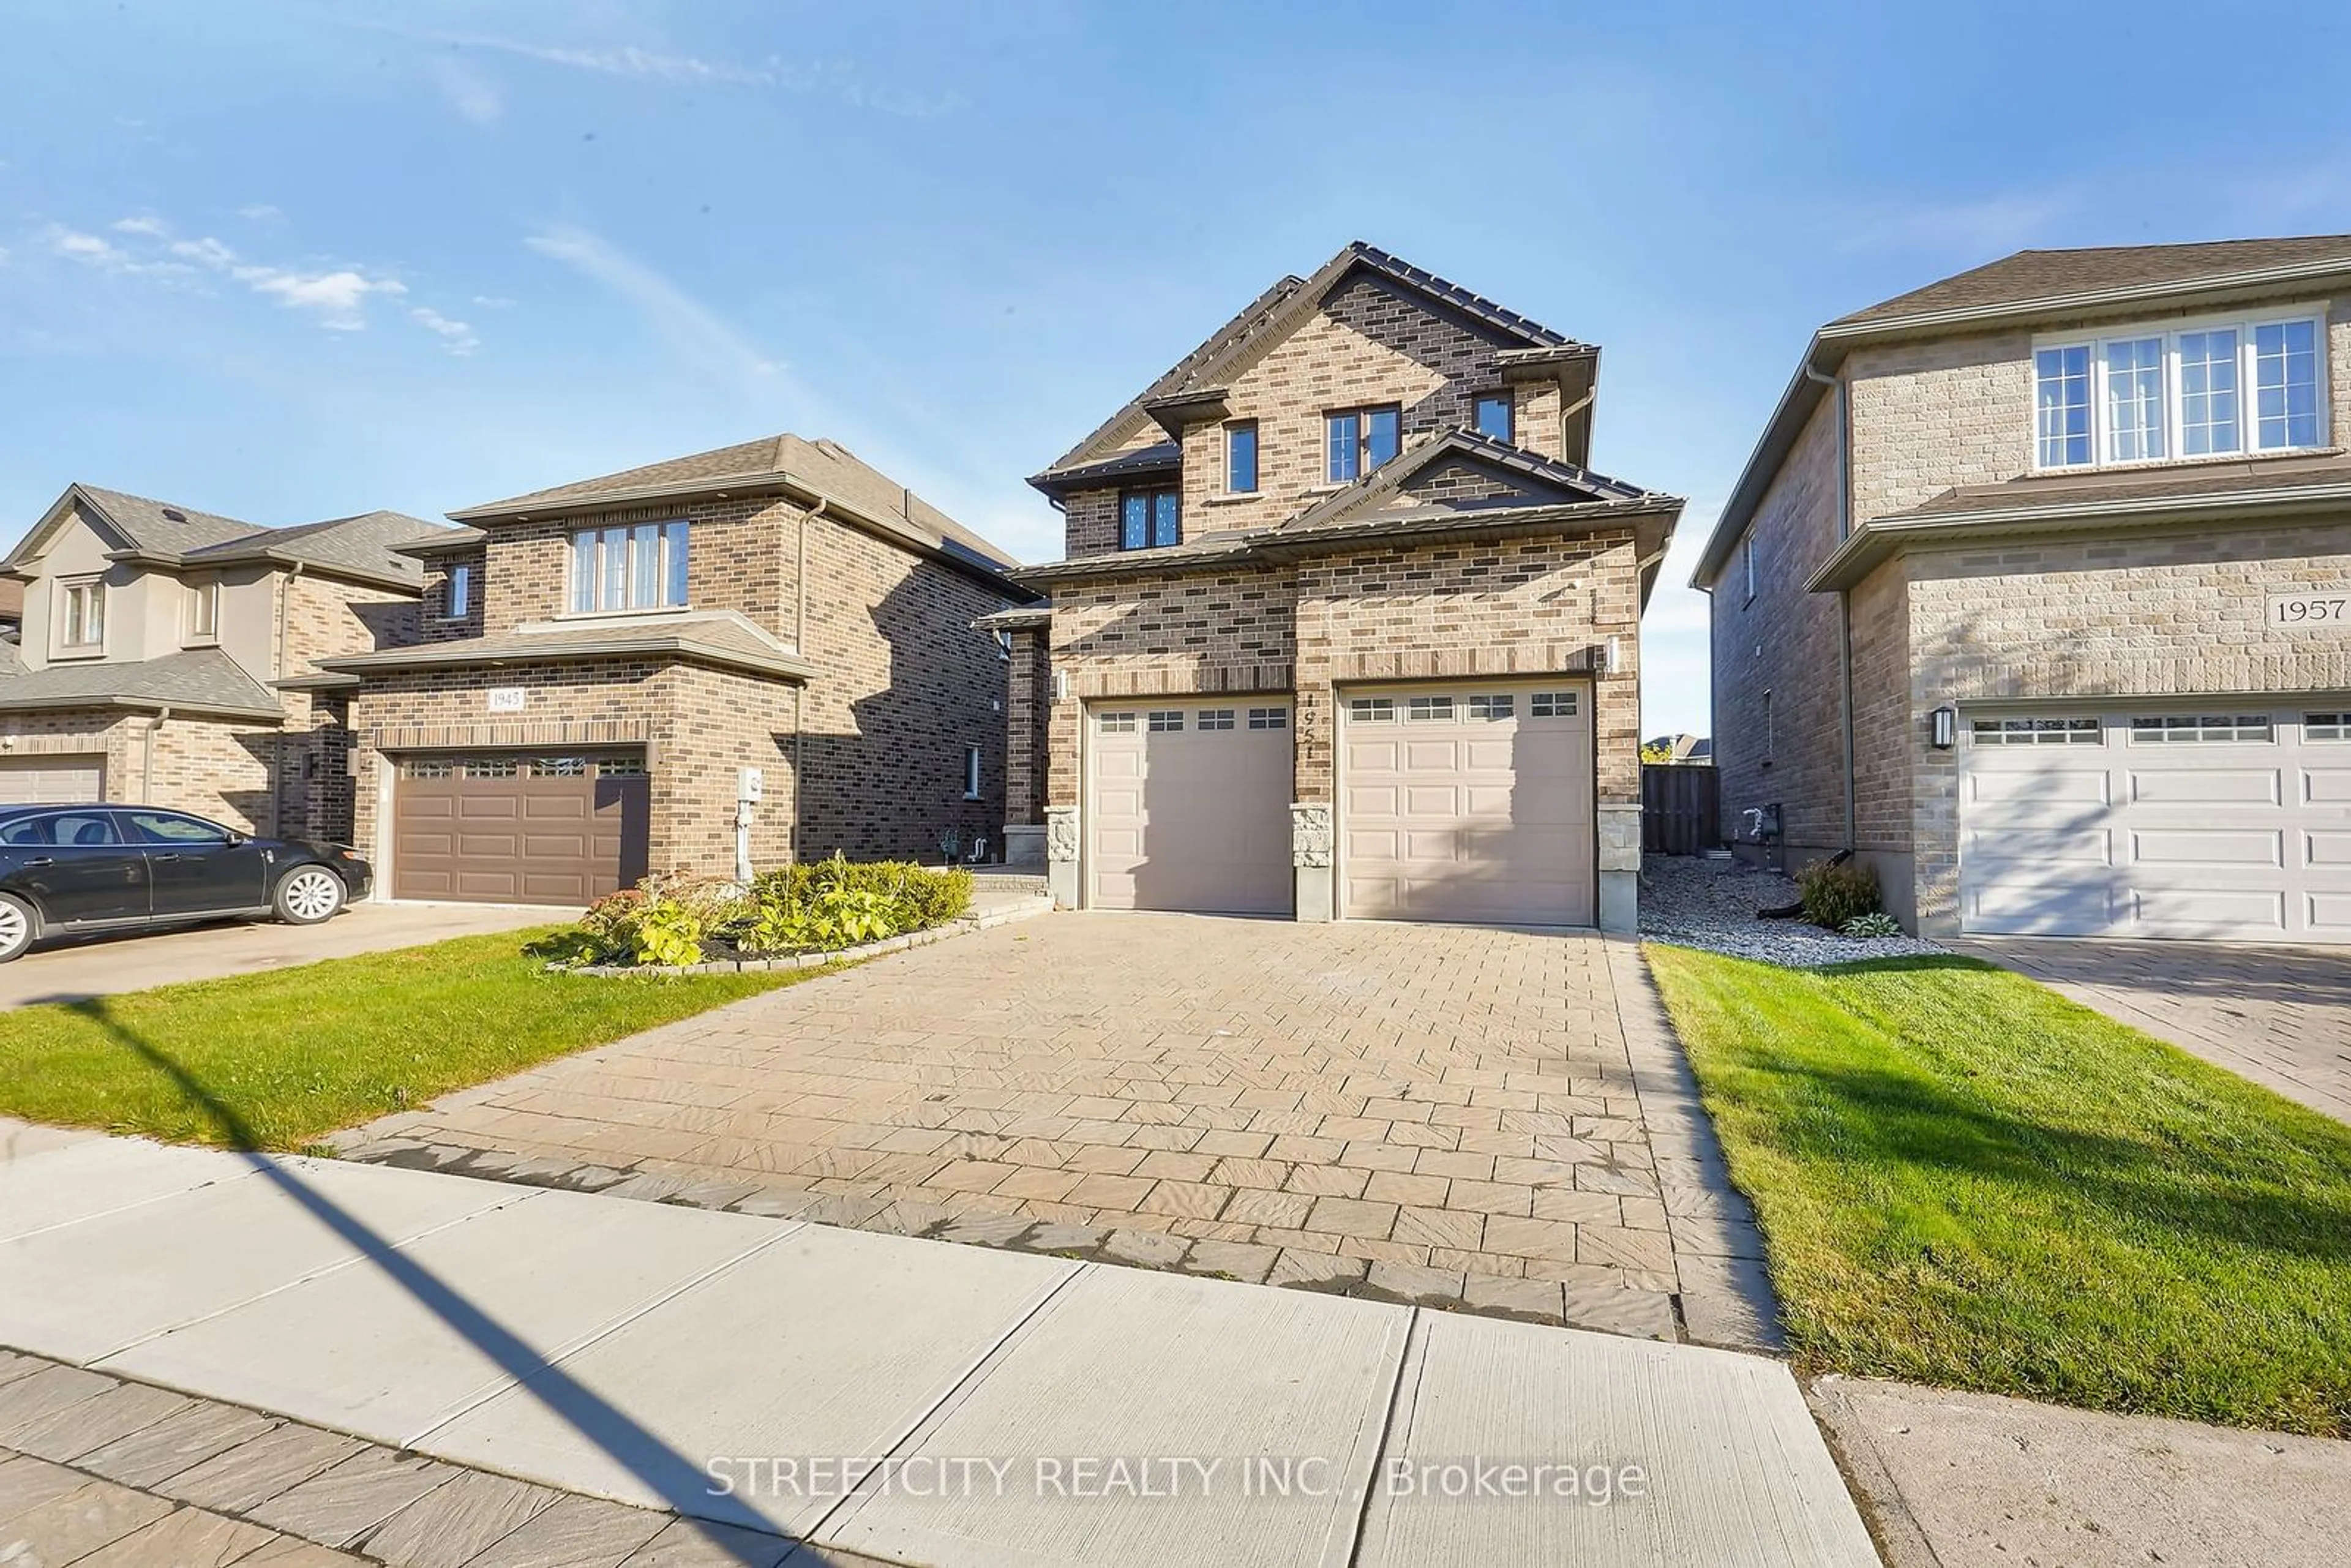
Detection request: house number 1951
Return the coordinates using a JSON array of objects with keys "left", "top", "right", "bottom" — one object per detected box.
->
[{"left": 2268, "top": 592, "right": 2351, "bottom": 630}]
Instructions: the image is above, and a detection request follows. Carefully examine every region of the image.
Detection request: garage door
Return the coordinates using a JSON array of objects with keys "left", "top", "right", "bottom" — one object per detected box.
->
[
  {"left": 0, "top": 757, "right": 104, "bottom": 805},
  {"left": 1340, "top": 681, "right": 1594, "bottom": 926},
  {"left": 1088, "top": 700, "right": 1293, "bottom": 915},
  {"left": 393, "top": 752, "right": 651, "bottom": 905},
  {"left": 1959, "top": 707, "right": 2351, "bottom": 942}
]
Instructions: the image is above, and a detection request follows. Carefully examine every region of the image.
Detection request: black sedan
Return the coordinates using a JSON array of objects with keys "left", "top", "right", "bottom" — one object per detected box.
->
[{"left": 0, "top": 805, "right": 372, "bottom": 963}]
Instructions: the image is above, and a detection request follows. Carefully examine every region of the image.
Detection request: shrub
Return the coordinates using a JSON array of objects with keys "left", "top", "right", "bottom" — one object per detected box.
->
[
  {"left": 1840, "top": 910, "right": 1903, "bottom": 939},
  {"left": 1796, "top": 858, "right": 1881, "bottom": 932},
  {"left": 544, "top": 854, "right": 976, "bottom": 969}
]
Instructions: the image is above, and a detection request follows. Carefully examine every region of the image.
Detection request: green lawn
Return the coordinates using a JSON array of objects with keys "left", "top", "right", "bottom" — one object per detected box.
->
[
  {"left": 1645, "top": 945, "right": 2351, "bottom": 1438},
  {"left": 0, "top": 929, "right": 809, "bottom": 1152}
]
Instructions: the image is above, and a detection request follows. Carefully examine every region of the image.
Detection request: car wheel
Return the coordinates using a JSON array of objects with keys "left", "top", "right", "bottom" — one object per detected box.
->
[
  {"left": 275, "top": 866, "right": 346, "bottom": 925},
  {"left": 0, "top": 893, "right": 36, "bottom": 963}
]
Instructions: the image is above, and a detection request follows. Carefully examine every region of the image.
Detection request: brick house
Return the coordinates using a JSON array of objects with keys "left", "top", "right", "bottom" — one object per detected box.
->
[
  {"left": 312, "top": 435, "right": 1027, "bottom": 903},
  {"left": 996, "top": 242, "right": 1683, "bottom": 930},
  {"left": 1693, "top": 235, "right": 2351, "bottom": 942},
  {"left": 0, "top": 484, "right": 429, "bottom": 837}
]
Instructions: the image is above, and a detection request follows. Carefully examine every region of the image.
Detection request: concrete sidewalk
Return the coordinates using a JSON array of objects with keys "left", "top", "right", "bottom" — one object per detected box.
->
[{"left": 0, "top": 1122, "right": 1875, "bottom": 1567}]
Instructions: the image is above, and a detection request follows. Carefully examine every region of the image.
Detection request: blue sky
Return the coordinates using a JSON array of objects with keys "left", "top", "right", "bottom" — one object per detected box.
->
[{"left": 4, "top": 1, "right": 2349, "bottom": 736}]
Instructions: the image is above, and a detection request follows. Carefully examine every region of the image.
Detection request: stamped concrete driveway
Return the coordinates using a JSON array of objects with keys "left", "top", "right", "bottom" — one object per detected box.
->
[
  {"left": 1962, "top": 938, "right": 2351, "bottom": 1125},
  {"left": 0, "top": 901, "right": 566, "bottom": 1010},
  {"left": 343, "top": 913, "right": 1774, "bottom": 1349}
]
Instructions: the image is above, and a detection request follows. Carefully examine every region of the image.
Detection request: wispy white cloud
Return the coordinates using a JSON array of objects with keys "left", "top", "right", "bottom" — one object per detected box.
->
[
  {"left": 430, "top": 58, "right": 503, "bottom": 125},
  {"left": 409, "top": 305, "right": 478, "bottom": 355},
  {"left": 236, "top": 203, "right": 283, "bottom": 222},
  {"left": 471, "top": 294, "right": 517, "bottom": 309},
  {"left": 527, "top": 223, "right": 783, "bottom": 386},
  {"left": 111, "top": 216, "right": 170, "bottom": 238},
  {"left": 236, "top": 264, "right": 406, "bottom": 327},
  {"left": 44, "top": 225, "right": 193, "bottom": 277}
]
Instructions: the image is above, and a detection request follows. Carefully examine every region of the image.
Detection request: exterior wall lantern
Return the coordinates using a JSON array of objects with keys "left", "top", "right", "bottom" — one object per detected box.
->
[{"left": 1929, "top": 703, "right": 1959, "bottom": 751}]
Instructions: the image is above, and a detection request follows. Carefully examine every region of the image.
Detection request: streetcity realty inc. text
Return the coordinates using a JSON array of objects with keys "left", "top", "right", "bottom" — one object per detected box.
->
[{"left": 706, "top": 1454, "right": 1650, "bottom": 1504}]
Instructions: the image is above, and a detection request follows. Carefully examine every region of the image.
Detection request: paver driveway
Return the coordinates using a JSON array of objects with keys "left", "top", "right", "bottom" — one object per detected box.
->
[
  {"left": 343, "top": 914, "right": 1769, "bottom": 1344},
  {"left": 1960, "top": 938, "right": 2351, "bottom": 1126}
]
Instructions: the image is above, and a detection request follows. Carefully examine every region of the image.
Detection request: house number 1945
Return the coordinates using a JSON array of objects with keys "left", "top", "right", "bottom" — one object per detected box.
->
[{"left": 2268, "top": 592, "right": 2351, "bottom": 630}]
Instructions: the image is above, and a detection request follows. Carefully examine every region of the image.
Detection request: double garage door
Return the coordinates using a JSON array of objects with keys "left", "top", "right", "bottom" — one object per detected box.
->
[
  {"left": 1086, "top": 680, "right": 1595, "bottom": 926},
  {"left": 392, "top": 751, "right": 650, "bottom": 905},
  {"left": 0, "top": 758, "right": 104, "bottom": 806},
  {"left": 1959, "top": 706, "right": 2351, "bottom": 942}
]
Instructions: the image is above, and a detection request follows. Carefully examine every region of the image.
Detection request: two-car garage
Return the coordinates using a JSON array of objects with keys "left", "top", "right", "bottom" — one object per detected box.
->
[
  {"left": 1082, "top": 678, "right": 1597, "bottom": 927},
  {"left": 1958, "top": 705, "right": 2351, "bottom": 942}
]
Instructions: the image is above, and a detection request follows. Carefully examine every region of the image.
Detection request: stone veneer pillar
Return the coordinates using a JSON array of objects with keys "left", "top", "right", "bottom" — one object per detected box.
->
[
  {"left": 1595, "top": 802, "right": 1640, "bottom": 932},
  {"left": 1043, "top": 805, "right": 1080, "bottom": 908},
  {"left": 1291, "top": 802, "right": 1333, "bottom": 921}
]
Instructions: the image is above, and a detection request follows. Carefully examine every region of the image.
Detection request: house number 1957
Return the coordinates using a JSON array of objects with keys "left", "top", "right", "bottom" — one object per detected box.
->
[{"left": 2269, "top": 592, "right": 2351, "bottom": 630}]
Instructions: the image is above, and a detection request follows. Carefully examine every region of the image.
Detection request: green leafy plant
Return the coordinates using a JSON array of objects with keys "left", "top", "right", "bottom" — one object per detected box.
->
[
  {"left": 1841, "top": 910, "right": 1903, "bottom": 939},
  {"left": 631, "top": 899, "right": 707, "bottom": 968},
  {"left": 1796, "top": 858, "right": 1881, "bottom": 932},
  {"left": 555, "top": 855, "right": 973, "bottom": 968}
]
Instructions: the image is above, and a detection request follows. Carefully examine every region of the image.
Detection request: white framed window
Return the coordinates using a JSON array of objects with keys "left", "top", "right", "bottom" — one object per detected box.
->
[
  {"left": 184, "top": 577, "right": 219, "bottom": 644},
  {"left": 1225, "top": 422, "right": 1258, "bottom": 495},
  {"left": 58, "top": 578, "right": 104, "bottom": 650},
  {"left": 1147, "top": 709, "right": 1184, "bottom": 733},
  {"left": 1404, "top": 695, "right": 1455, "bottom": 722},
  {"left": 569, "top": 520, "right": 689, "bottom": 613},
  {"left": 1972, "top": 716, "right": 2102, "bottom": 746},
  {"left": 1742, "top": 532, "right": 1759, "bottom": 605},
  {"left": 2130, "top": 714, "right": 2274, "bottom": 744},
  {"left": 446, "top": 563, "right": 472, "bottom": 619},
  {"left": 963, "top": 746, "right": 982, "bottom": 800},
  {"left": 1464, "top": 694, "right": 1515, "bottom": 721},
  {"left": 1198, "top": 708, "right": 1235, "bottom": 731},
  {"left": 2034, "top": 309, "right": 2327, "bottom": 471},
  {"left": 1097, "top": 711, "right": 1136, "bottom": 734},
  {"left": 1531, "top": 691, "right": 1578, "bottom": 719},
  {"left": 1349, "top": 696, "right": 1396, "bottom": 723},
  {"left": 1760, "top": 689, "right": 1774, "bottom": 760},
  {"left": 1248, "top": 706, "right": 1288, "bottom": 730},
  {"left": 2306, "top": 712, "right": 2350, "bottom": 741}
]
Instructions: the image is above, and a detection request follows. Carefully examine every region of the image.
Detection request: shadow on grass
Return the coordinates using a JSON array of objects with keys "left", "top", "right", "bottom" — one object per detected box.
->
[{"left": 61, "top": 996, "right": 830, "bottom": 1565}]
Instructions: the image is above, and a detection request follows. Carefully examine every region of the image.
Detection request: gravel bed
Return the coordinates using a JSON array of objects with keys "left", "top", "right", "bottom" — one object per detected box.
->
[{"left": 1637, "top": 854, "right": 1949, "bottom": 968}]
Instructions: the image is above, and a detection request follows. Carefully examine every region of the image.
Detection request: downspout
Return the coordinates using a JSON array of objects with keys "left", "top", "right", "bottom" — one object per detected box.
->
[
  {"left": 795, "top": 499, "right": 823, "bottom": 655},
  {"left": 792, "top": 501, "right": 823, "bottom": 865},
  {"left": 1803, "top": 362, "right": 1859, "bottom": 853}
]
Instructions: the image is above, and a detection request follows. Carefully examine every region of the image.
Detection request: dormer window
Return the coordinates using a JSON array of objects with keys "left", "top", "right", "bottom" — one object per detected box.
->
[
  {"left": 569, "top": 522, "right": 688, "bottom": 613},
  {"left": 1120, "top": 487, "right": 1180, "bottom": 550},
  {"left": 2034, "top": 311, "right": 2326, "bottom": 471},
  {"left": 1327, "top": 405, "right": 1401, "bottom": 482},
  {"left": 1474, "top": 392, "right": 1514, "bottom": 443},
  {"left": 184, "top": 577, "right": 219, "bottom": 645},
  {"left": 59, "top": 579, "right": 103, "bottom": 650}
]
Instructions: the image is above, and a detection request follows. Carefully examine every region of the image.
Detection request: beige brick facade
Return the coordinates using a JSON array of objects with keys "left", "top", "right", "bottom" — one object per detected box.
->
[{"left": 1709, "top": 266, "right": 2351, "bottom": 934}]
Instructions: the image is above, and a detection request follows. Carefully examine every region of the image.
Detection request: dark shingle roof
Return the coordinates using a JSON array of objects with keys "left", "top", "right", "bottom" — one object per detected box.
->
[
  {"left": 185, "top": 509, "right": 438, "bottom": 587},
  {"left": 449, "top": 434, "right": 1021, "bottom": 574},
  {"left": 0, "top": 648, "right": 282, "bottom": 720},
  {"left": 1037, "top": 241, "right": 1586, "bottom": 481},
  {"left": 1832, "top": 235, "right": 2351, "bottom": 328},
  {"left": 1876, "top": 454, "right": 2351, "bottom": 523},
  {"left": 314, "top": 612, "right": 817, "bottom": 684},
  {"left": 73, "top": 487, "right": 263, "bottom": 556}
]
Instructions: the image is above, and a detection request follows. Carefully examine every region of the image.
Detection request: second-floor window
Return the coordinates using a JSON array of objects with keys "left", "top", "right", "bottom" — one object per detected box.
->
[
  {"left": 185, "top": 577, "right": 219, "bottom": 643},
  {"left": 1474, "top": 392, "right": 1514, "bottom": 443},
  {"left": 1327, "top": 405, "right": 1401, "bottom": 482},
  {"left": 569, "top": 521, "right": 689, "bottom": 613},
  {"left": 1226, "top": 421, "right": 1258, "bottom": 494},
  {"left": 2034, "top": 312, "right": 2325, "bottom": 470},
  {"left": 1120, "top": 488, "right": 1180, "bottom": 550},
  {"left": 59, "top": 579, "right": 103, "bottom": 650},
  {"left": 446, "top": 563, "right": 471, "bottom": 619}
]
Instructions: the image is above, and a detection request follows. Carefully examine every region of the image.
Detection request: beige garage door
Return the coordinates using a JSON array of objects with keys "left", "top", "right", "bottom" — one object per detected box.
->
[
  {"left": 1341, "top": 681, "right": 1594, "bottom": 925},
  {"left": 393, "top": 752, "right": 651, "bottom": 905},
  {"left": 1089, "top": 700, "right": 1294, "bottom": 915},
  {"left": 0, "top": 757, "right": 104, "bottom": 806}
]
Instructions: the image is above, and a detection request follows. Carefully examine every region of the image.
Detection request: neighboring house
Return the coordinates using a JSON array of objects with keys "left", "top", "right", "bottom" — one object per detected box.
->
[
  {"left": 312, "top": 434, "right": 1026, "bottom": 904},
  {"left": 1643, "top": 733, "right": 1711, "bottom": 763},
  {"left": 1693, "top": 234, "right": 2351, "bottom": 943},
  {"left": 0, "top": 485, "right": 430, "bottom": 838},
  {"left": 996, "top": 241, "right": 1682, "bottom": 930},
  {"left": 0, "top": 579, "right": 22, "bottom": 638}
]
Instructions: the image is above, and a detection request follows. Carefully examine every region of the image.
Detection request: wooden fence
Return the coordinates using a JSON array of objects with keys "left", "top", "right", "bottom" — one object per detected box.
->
[{"left": 1641, "top": 764, "right": 1719, "bottom": 855}]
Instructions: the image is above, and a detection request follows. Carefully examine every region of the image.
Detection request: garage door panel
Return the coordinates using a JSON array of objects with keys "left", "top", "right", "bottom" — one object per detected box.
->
[
  {"left": 2305, "top": 831, "right": 2351, "bottom": 866},
  {"left": 2129, "top": 768, "right": 2281, "bottom": 805},
  {"left": 2126, "top": 887, "right": 2287, "bottom": 936},
  {"left": 1965, "top": 828, "right": 2112, "bottom": 867},
  {"left": 1964, "top": 877, "right": 2120, "bottom": 934},
  {"left": 0, "top": 759, "right": 105, "bottom": 806},
  {"left": 2308, "top": 893, "right": 2351, "bottom": 933},
  {"left": 1970, "top": 770, "right": 2110, "bottom": 806},
  {"left": 2131, "top": 829, "right": 2282, "bottom": 867},
  {"left": 2304, "top": 769, "right": 2351, "bottom": 803}
]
